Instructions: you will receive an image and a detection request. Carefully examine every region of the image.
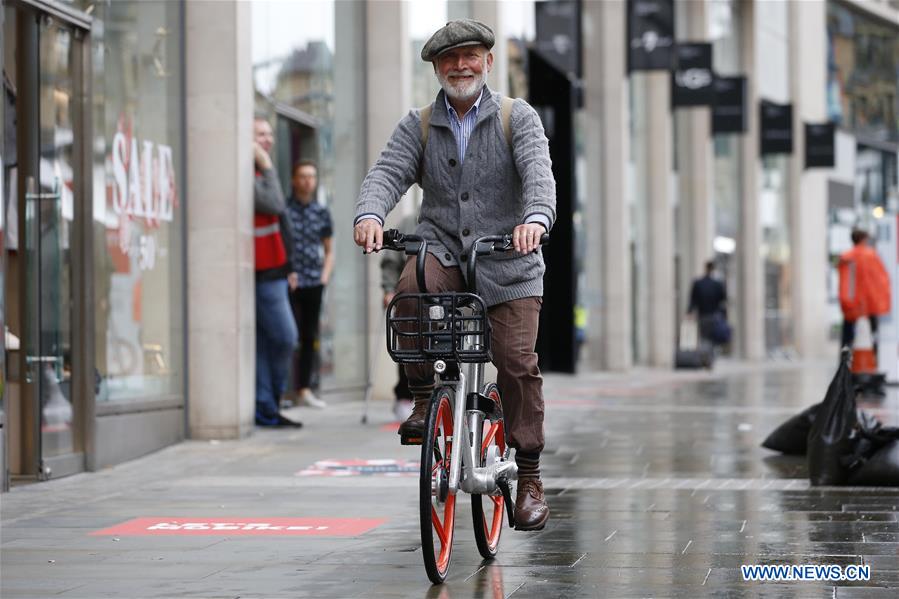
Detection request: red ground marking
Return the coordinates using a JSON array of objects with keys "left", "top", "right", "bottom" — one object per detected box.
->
[
  {"left": 90, "top": 517, "right": 386, "bottom": 537},
  {"left": 380, "top": 422, "right": 401, "bottom": 432},
  {"left": 297, "top": 458, "right": 419, "bottom": 477}
]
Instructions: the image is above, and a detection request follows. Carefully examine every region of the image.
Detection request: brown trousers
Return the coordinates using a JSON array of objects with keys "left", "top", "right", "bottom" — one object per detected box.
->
[{"left": 395, "top": 254, "right": 545, "bottom": 453}]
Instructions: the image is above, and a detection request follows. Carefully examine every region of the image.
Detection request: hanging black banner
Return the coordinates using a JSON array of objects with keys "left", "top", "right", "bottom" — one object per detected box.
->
[
  {"left": 711, "top": 76, "right": 747, "bottom": 134},
  {"left": 627, "top": 0, "right": 675, "bottom": 72},
  {"left": 672, "top": 43, "right": 714, "bottom": 107},
  {"left": 805, "top": 122, "right": 836, "bottom": 168},
  {"left": 535, "top": 0, "right": 581, "bottom": 78},
  {"left": 760, "top": 100, "right": 793, "bottom": 155}
]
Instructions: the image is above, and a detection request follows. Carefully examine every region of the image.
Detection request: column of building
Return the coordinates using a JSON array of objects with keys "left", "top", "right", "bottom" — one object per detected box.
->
[
  {"left": 675, "top": 0, "right": 714, "bottom": 316},
  {"left": 644, "top": 71, "right": 676, "bottom": 368},
  {"left": 582, "top": 0, "right": 632, "bottom": 371},
  {"left": 788, "top": 0, "right": 831, "bottom": 358},
  {"left": 738, "top": 0, "right": 765, "bottom": 360},
  {"left": 185, "top": 0, "right": 255, "bottom": 438},
  {"left": 365, "top": 0, "right": 412, "bottom": 400}
]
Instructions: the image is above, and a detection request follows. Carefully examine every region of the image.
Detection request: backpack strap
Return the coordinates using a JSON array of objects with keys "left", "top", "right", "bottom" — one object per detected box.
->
[
  {"left": 500, "top": 96, "right": 514, "bottom": 147},
  {"left": 419, "top": 103, "right": 433, "bottom": 148}
]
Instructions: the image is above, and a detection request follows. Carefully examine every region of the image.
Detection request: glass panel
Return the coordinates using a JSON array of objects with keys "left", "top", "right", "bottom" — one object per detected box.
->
[
  {"left": 827, "top": 3, "right": 899, "bottom": 144},
  {"left": 409, "top": 0, "right": 447, "bottom": 107},
  {"left": 0, "top": 3, "right": 6, "bottom": 473},
  {"left": 709, "top": 0, "right": 742, "bottom": 353},
  {"left": 86, "top": 1, "right": 185, "bottom": 403},
  {"left": 34, "top": 17, "right": 75, "bottom": 458},
  {"left": 504, "top": 0, "right": 536, "bottom": 99},
  {"left": 253, "top": 0, "right": 367, "bottom": 392},
  {"left": 760, "top": 155, "right": 793, "bottom": 353}
]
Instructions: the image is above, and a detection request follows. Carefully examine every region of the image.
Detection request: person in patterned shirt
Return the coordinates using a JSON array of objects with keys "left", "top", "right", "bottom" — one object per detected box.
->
[{"left": 286, "top": 160, "right": 334, "bottom": 409}]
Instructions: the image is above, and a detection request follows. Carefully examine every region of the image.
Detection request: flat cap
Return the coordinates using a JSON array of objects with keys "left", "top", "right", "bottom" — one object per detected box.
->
[{"left": 420, "top": 19, "right": 495, "bottom": 62}]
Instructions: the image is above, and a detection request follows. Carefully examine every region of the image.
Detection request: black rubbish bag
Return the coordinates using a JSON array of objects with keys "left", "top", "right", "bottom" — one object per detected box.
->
[
  {"left": 807, "top": 350, "right": 858, "bottom": 486},
  {"left": 761, "top": 403, "right": 819, "bottom": 455},
  {"left": 761, "top": 405, "right": 877, "bottom": 456},
  {"left": 848, "top": 439, "right": 899, "bottom": 487}
]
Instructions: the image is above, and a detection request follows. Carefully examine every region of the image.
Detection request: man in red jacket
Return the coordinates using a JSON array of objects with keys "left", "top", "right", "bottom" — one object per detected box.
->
[
  {"left": 839, "top": 229, "right": 891, "bottom": 350},
  {"left": 254, "top": 116, "right": 301, "bottom": 427}
]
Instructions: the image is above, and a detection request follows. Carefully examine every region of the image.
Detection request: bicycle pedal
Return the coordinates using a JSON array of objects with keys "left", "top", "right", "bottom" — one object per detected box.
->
[{"left": 400, "top": 433, "right": 423, "bottom": 446}]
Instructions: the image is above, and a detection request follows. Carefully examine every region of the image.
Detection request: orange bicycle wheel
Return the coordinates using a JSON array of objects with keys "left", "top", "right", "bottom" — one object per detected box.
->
[
  {"left": 471, "top": 383, "right": 506, "bottom": 559},
  {"left": 420, "top": 387, "right": 456, "bottom": 584}
]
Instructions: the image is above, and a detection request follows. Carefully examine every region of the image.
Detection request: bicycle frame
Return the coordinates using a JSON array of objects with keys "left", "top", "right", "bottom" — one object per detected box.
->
[
  {"left": 376, "top": 230, "right": 547, "bottom": 496},
  {"left": 443, "top": 360, "right": 517, "bottom": 496}
]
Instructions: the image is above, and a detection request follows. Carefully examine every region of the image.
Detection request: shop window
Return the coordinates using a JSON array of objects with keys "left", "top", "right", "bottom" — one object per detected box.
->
[
  {"left": 252, "top": 0, "right": 366, "bottom": 392},
  {"left": 83, "top": 0, "right": 186, "bottom": 403},
  {"left": 827, "top": 3, "right": 899, "bottom": 143}
]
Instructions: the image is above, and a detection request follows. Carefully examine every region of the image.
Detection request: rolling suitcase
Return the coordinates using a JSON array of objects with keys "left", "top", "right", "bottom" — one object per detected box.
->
[{"left": 675, "top": 318, "right": 713, "bottom": 369}]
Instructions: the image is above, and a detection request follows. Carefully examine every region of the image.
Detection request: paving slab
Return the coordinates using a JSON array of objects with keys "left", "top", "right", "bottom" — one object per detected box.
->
[{"left": 2, "top": 360, "right": 899, "bottom": 597}]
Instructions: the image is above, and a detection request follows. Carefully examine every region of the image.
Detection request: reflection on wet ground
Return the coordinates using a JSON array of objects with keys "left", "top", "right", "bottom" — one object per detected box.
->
[{"left": 2, "top": 361, "right": 898, "bottom": 597}]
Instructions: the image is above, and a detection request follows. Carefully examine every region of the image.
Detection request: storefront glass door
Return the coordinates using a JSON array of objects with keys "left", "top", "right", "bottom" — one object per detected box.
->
[{"left": 9, "top": 0, "right": 90, "bottom": 481}]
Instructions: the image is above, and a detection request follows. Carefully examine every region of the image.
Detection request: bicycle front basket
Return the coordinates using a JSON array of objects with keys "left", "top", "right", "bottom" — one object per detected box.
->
[{"left": 386, "top": 292, "right": 491, "bottom": 364}]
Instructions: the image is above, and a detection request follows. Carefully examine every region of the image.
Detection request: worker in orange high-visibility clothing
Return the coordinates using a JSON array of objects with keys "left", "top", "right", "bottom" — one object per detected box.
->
[{"left": 838, "top": 228, "right": 891, "bottom": 354}]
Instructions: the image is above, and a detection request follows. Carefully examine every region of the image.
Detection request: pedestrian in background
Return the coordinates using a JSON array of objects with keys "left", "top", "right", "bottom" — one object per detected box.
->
[
  {"left": 839, "top": 228, "right": 891, "bottom": 350},
  {"left": 286, "top": 160, "right": 333, "bottom": 409},
  {"left": 687, "top": 260, "right": 730, "bottom": 348},
  {"left": 380, "top": 212, "right": 418, "bottom": 422},
  {"left": 253, "top": 116, "right": 301, "bottom": 427}
]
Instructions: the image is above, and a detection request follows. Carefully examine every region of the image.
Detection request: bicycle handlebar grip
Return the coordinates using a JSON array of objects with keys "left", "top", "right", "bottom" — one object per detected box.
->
[
  {"left": 382, "top": 229, "right": 401, "bottom": 247},
  {"left": 466, "top": 232, "right": 550, "bottom": 294}
]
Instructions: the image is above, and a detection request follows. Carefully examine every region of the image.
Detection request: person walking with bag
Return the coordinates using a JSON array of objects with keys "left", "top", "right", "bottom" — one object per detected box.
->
[{"left": 687, "top": 260, "right": 729, "bottom": 347}]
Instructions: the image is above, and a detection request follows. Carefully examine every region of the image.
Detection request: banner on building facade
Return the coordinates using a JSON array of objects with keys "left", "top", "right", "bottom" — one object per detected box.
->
[
  {"left": 805, "top": 122, "right": 836, "bottom": 168},
  {"left": 627, "top": 0, "right": 675, "bottom": 72},
  {"left": 711, "top": 76, "right": 747, "bottom": 134},
  {"left": 672, "top": 43, "right": 714, "bottom": 107},
  {"left": 535, "top": 0, "right": 581, "bottom": 78},
  {"left": 760, "top": 100, "right": 794, "bottom": 155}
]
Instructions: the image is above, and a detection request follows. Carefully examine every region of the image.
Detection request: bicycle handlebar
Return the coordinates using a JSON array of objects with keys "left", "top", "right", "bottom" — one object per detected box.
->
[
  {"left": 381, "top": 230, "right": 428, "bottom": 292},
  {"left": 467, "top": 233, "right": 550, "bottom": 295},
  {"left": 372, "top": 230, "right": 549, "bottom": 294}
]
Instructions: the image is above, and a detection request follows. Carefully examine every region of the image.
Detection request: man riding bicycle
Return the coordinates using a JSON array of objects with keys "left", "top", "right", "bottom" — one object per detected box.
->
[{"left": 353, "top": 19, "right": 555, "bottom": 531}]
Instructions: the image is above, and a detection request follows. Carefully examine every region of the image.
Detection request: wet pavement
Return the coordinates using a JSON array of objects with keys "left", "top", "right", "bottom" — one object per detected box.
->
[{"left": 3, "top": 360, "right": 899, "bottom": 598}]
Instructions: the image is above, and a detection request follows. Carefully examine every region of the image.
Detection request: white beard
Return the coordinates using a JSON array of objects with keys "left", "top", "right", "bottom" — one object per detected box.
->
[{"left": 436, "top": 66, "right": 487, "bottom": 103}]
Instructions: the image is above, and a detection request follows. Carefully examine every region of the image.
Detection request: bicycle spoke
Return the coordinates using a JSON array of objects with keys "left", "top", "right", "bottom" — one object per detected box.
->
[
  {"left": 431, "top": 507, "right": 448, "bottom": 546},
  {"left": 433, "top": 443, "right": 443, "bottom": 465}
]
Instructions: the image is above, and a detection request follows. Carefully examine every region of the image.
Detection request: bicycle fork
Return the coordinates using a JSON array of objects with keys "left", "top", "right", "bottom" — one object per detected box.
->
[{"left": 446, "top": 364, "right": 517, "bottom": 498}]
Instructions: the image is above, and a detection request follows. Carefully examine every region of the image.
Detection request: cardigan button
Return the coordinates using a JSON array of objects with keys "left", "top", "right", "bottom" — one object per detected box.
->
[
  {"left": 460, "top": 254, "right": 468, "bottom": 262},
  {"left": 462, "top": 228, "right": 470, "bottom": 236},
  {"left": 461, "top": 192, "right": 469, "bottom": 201},
  {"left": 444, "top": 252, "right": 452, "bottom": 261},
  {"left": 448, "top": 158, "right": 457, "bottom": 167}
]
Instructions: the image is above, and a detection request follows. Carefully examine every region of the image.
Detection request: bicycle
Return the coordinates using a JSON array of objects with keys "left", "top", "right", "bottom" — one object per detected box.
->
[{"left": 373, "top": 228, "right": 548, "bottom": 584}]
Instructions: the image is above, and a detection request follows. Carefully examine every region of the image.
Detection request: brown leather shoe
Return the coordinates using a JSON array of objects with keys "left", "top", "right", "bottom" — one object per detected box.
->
[
  {"left": 397, "top": 399, "right": 429, "bottom": 444},
  {"left": 514, "top": 479, "right": 549, "bottom": 531}
]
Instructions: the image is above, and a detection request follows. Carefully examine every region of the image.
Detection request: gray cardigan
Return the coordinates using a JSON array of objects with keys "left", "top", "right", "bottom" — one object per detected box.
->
[{"left": 355, "top": 87, "right": 556, "bottom": 307}]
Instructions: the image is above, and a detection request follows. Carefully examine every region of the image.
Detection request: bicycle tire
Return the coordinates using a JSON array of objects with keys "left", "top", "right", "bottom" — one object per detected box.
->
[
  {"left": 471, "top": 383, "right": 506, "bottom": 559},
  {"left": 420, "top": 386, "right": 456, "bottom": 584}
]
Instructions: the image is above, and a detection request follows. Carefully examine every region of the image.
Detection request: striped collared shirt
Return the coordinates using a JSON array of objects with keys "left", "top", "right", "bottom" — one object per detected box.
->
[{"left": 444, "top": 88, "right": 484, "bottom": 163}]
